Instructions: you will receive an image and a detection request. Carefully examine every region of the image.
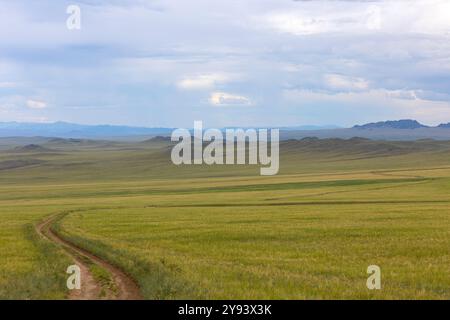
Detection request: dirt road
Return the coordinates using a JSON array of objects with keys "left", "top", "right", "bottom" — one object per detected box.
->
[{"left": 36, "top": 214, "right": 143, "bottom": 300}]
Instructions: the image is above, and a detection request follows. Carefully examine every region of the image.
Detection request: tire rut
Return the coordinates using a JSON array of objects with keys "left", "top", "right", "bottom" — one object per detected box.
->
[{"left": 36, "top": 214, "right": 142, "bottom": 300}]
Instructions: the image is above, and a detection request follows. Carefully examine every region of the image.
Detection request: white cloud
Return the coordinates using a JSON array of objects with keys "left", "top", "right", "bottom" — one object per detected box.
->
[
  {"left": 209, "top": 92, "right": 251, "bottom": 106},
  {"left": 26, "top": 99, "right": 47, "bottom": 109},
  {"left": 325, "top": 74, "right": 369, "bottom": 91},
  {"left": 283, "top": 88, "right": 439, "bottom": 105},
  {"left": 177, "top": 73, "right": 235, "bottom": 90},
  {"left": 263, "top": 4, "right": 381, "bottom": 36},
  {"left": 0, "top": 82, "right": 18, "bottom": 88},
  {"left": 266, "top": 13, "right": 328, "bottom": 36},
  {"left": 263, "top": 0, "right": 450, "bottom": 36},
  {"left": 0, "top": 95, "right": 50, "bottom": 122}
]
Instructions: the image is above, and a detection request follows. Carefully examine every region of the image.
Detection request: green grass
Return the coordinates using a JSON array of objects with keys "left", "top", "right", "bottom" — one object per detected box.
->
[
  {"left": 0, "top": 220, "right": 71, "bottom": 300},
  {"left": 56, "top": 177, "right": 450, "bottom": 299},
  {"left": 0, "top": 139, "right": 449, "bottom": 299},
  {"left": 89, "top": 264, "right": 116, "bottom": 298}
]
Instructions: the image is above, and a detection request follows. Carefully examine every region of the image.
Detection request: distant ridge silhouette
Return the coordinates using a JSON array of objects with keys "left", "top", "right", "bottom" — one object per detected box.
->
[{"left": 353, "top": 119, "right": 428, "bottom": 130}]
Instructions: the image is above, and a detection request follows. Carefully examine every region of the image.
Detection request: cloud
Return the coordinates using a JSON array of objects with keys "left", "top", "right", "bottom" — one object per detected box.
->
[
  {"left": 0, "top": 95, "right": 22, "bottom": 110},
  {"left": 283, "top": 88, "right": 450, "bottom": 125},
  {"left": 209, "top": 92, "right": 251, "bottom": 106},
  {"left": 26, "top": 99, "right": 47, "bottom": 109},
  {"left": 0, "top": 82, "right": 18, "bottom": 88},
  {"left": 0, "top": 95, "right": 49, "bottom": 123},
  {"left": 325, "top": 74, "right": 369, "bottom": 91},
  {"left": 0, "top": 0, "right": 449, "bottom": 127},
  {"left": 177, "top": 73, "right": 234, "bottom": 90},
  {"left": 263, "top": 4, "right": 381, "bottom": 36},
  {"left": 283, "top": 88, "right": 446, "bottom": 105},
  {"left": 263, "top": 0, "right": 450, "bottom": 36}
]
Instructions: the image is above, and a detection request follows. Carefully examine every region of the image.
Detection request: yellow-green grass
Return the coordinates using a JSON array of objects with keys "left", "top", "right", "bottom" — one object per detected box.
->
[
  {"left": 55, "top": 172, "right": 450, "bottom": 299},
  {"left": 0, "top": 140, "right": 449, "bottom": 299},
  {"left": 0, "top": 205, "right": 71, "bottom": 299}
]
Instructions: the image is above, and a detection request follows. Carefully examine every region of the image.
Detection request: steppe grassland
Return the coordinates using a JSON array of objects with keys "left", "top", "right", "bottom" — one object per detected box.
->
[
  {"left": 0, "top": 140, "right": 449, "bottom": 299},
  {"left": 57, "top": 168, "right": 450, "bottom": 299}
]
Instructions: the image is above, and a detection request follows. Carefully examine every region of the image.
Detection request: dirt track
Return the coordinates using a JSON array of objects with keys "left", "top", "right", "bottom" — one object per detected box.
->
[{"left": 36, "top": 214, "right": 142, "bottom": 300}]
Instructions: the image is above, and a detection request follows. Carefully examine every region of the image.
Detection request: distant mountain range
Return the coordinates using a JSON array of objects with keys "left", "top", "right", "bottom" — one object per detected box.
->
[
  {"left": 281, "top": 120, "right": 450, "bottom": 141},
  {"left": 0, "top": 121, "right": 174, "bottom": 138},
  {"left": 353, "top": 119, "right": 450, "bottom": 129},
  {"left": 353, "top": 119, "right": 427, "bottom": 130},
  {"left": 2, "top": 119, "right": 450, "bottom": 140}
]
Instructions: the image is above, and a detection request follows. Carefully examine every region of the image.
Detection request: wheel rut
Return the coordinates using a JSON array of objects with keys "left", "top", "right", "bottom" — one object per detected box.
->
[{"left": 36, "top": 214, "right": 142, "bottom": 300}]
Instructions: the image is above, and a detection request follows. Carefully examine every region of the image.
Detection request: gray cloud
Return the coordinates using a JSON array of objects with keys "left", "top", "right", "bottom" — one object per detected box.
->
[{"left": 0, "top": 0, "right": 449, "bottom": 126}]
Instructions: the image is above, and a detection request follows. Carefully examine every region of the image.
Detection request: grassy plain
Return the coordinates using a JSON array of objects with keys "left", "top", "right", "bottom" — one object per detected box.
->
[{"left": 0, "top": 137, "right": 449, "bottom": 299}]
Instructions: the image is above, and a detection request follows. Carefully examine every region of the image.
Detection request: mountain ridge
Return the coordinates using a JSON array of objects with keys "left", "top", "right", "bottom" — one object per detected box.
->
[
  {"left": 2, "top": 119, "right": 450, "bottom": 140},
  {"left": 0, "top": 121, "right": 174, "bottom": 138},
  {"left": 353, "top": 119, "right": 428, "bottom": 130}
]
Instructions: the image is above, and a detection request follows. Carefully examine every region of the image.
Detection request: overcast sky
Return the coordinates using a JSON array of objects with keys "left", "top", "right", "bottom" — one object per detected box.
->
[{"left": 0, "top": 0, "right": 450, "bottom": 127}]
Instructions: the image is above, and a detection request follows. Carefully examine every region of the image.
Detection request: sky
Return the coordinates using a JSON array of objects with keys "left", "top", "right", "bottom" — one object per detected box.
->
[{"left": 0, "top": 0, "right": 450, "bottom": 128}]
